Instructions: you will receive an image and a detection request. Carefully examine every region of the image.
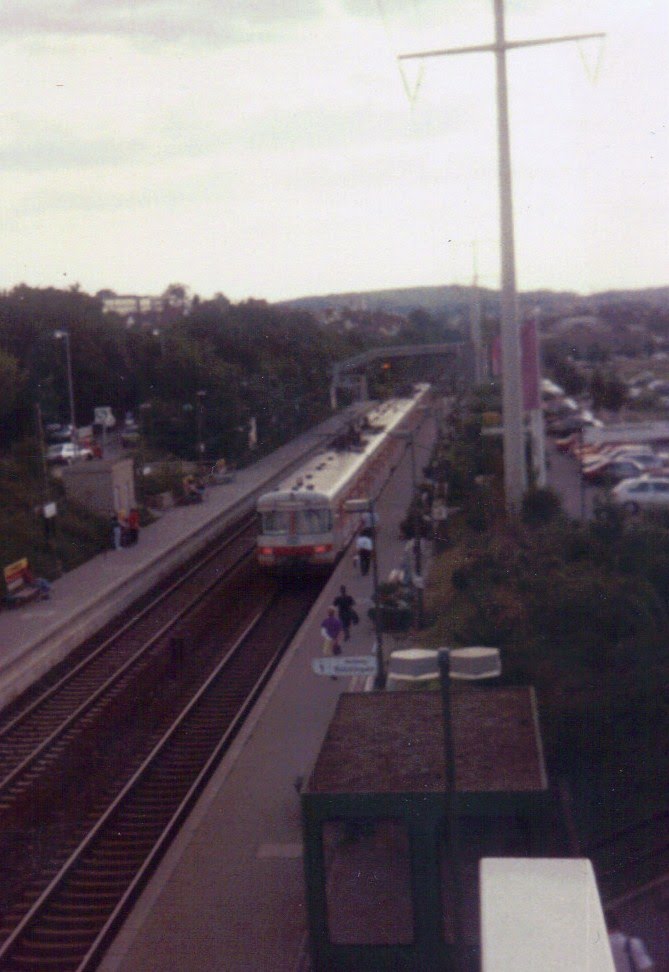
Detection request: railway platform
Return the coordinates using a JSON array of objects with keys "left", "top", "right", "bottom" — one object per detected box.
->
[
  {"left": 0, "top": 404, "right": 370, "bottom": 713},
  {"left": 95, "top": 414, "right": 436, "bottom": 972}
]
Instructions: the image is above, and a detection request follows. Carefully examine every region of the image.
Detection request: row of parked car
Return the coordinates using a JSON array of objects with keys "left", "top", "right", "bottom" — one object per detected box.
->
[
  {"left": 543, "top": 376, "right": 669, "bottom": 513},
  {"left": 46, "top": 441, "right": 97, "bottom": 465},
  {"left": 44, "top": 412, "right": 140, "bottom": 465},
  {"left": 554, "top": 430, "right": 669, "bottom": 512},
  {"left": 544, "top": 394, "right": 602, "bottom": 438}
]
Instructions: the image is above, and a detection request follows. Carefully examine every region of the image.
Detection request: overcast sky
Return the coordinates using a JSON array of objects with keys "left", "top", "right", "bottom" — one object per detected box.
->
[{"left": 1, "top": 0, "right": 667, "bottom": 303}]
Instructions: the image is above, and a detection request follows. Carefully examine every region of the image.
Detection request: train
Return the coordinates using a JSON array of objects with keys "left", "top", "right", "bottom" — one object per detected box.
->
[{"left": 256, "top": 384, "right": 431, "bottom": 571}]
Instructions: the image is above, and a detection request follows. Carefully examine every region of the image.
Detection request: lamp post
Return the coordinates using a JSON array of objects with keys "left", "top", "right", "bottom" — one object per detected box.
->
[
  {"left": 579, "top": 427, "right": 586, "bottom": 521},
  {"left": 438, "top": 649, "right": 463, "bottom": 957},
  {"left": 53, "top": 329, "right": 78, "bottom": 446},
  {"left": 152, "top": 327, "right": 165, "bottom": 356},
  {"left": 438, "top": 646, "right": 501, "bottom": 963},
  {"left": 343, "top": 497, "right": 385, "bottom": 689},
  {"left": 196, "top": 389, "right": 207, "bottom": 462}
]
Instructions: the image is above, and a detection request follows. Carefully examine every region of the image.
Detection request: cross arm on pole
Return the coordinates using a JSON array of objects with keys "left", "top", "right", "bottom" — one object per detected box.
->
[{"left": 398, "top": 31, "right": 605, "bottom": 63}]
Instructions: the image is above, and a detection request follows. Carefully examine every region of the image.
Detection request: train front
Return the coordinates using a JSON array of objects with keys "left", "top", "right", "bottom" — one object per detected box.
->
[{"left": 257, "top": 489, "right": 336, "bottom": 572}]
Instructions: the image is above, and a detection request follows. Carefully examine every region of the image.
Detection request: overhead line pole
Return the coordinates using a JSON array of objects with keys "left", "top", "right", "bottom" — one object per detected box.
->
[
  {"left": 399, "top": 4, "right": 604, "bottom": 511},
  {"left": 470, "top": 241, "right": 483, "bottom": 386}
]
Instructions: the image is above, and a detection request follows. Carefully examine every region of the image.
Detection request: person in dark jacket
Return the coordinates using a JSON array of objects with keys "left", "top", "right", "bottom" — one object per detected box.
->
[{"left": 334, "top": 585, "right": 357, "bottom": 641}]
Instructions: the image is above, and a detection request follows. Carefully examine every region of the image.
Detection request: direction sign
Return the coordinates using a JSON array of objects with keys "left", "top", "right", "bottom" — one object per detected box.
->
[{"left": 312, "top": 656, "right": 377, "bottom": 677}]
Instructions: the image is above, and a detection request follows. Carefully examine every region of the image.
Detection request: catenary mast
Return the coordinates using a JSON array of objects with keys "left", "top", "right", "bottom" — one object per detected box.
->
[{"left": 399, "top": 1, "right": 603, "bottom": 511}]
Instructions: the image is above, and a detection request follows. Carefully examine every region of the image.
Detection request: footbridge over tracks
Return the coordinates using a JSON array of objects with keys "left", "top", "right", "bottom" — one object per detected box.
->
[{"left": 329, "top": 342, "right": 468, "bottom": 408}]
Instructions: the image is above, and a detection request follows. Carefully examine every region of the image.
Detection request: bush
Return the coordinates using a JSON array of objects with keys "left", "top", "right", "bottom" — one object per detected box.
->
[
  {"left": 521, "top": 487, "right": 562, "bottom": 526},
  {"left": 527, "top": 565, "right": 665, "bottom": 661}
]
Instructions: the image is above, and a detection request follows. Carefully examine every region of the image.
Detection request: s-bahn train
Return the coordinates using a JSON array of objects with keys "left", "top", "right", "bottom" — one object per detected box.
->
[{"left": 256, "top": 384, "right": 430, "bottom": 571}]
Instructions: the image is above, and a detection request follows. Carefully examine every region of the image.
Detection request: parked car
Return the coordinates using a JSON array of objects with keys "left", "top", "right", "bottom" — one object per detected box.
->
[
  {"left": 46, "top": 442, "right": 94, "bottom": 465},
  {"left": 582, "top": 458, "right": 647, "bottom": 486},
  {"left": 611, "top": 476, "right": 669, "bottom": 513},
  {"left": 45, "top": 423, "right": 75, "bottom": 444},
  {"left": 582, "top": 449, "right": 660, "bottom": 474},
  {"left": 554, "top": 433, "right": 580, "bottom": 453},
  {"left": 546, "top": 414, "right": 602, "bottom": 437}
]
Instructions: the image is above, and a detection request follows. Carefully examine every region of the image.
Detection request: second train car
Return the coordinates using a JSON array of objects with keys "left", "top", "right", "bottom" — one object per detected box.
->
[{"left": 256, "top": 384, "right": 430, "bottom": 571}]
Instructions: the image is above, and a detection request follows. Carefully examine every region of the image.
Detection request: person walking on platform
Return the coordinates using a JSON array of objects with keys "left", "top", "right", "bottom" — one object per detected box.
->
[
  {"left": 355, "top": 530, "right": 373, "bottom": 577},
  {"left": 360, "top": 509, "right": 378, "bottom": 532},
  {"left": 111, "top": 514, "right": 122, "bottom": 551},
  {"left": 128, "top": 508, "right": 140, "bottom": 545},
  {"left": 320, "top": 607, "right": 342, "bottom": 656},
  {"left": 334, "top": 585, "right": 357, "bottom": 641}
]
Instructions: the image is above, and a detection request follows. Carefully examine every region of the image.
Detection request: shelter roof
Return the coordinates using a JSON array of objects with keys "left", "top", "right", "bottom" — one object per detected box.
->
[{"left": 306, "top": 687, "right": 547, "bottom": 796}]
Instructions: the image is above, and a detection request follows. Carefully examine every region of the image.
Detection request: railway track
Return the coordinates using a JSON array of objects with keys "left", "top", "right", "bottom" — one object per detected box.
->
[
  {"left": 0, "top": 513, "right": 256, "bottom": 788},
  {"left": 0, "top": 581, "right": 319, "bottom": 970},
  {"left": 0, "top": 511, "right": 258, "bottom": 734},
  {"left": 0, "top": 507, "right": 323, "bottom": 969}
]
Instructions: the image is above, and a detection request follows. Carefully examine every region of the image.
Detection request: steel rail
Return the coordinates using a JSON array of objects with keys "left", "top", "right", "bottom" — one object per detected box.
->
[
  {"left": 0, "top": 546, "right": 256, "bottom": 806},
  {"left": 0, "top": 587, "right": 314, "bottom": 969},
  {"left": 0, "top": 512, "right": 256, "bottom": 746}
]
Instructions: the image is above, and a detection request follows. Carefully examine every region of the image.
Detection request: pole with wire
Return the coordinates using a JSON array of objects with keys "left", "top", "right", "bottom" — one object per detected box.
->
[
  {"left": 54, "top": 330, "right": 78, "bottom": 447},
  {"left": 398, "top": 4, "right": 604, "bottom": 512}
]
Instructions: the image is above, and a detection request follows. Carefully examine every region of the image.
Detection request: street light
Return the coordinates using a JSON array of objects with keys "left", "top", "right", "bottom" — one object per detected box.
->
[
  {"left": 196, "top": 389, "right": 207, "bottom": 461},
  {"left": 152, "top": 328, "right": 165, "bottom": 356},
  {"left": 343, "top": 497, "right": 385, "bottom": 689},
  {"left": 53, "top": 330, "right": 78, "bottom": 446},
  {"left": 438, "top": 647, "right": 501, "bottom": 961}
]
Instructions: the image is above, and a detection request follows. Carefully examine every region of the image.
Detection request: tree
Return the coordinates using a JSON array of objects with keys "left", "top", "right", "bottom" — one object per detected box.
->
[
  {"left": 551, "top": 357, "right": 585, "bottom": 396},
  {"left": 590, "top": 370, "right": 626, "bottom": 412},
  {"left": 0, "top": 349, "right": 25, "bottom": 444},
  {"left": 521, "top": 487, "right": 562, "bottom": 526},
  {"left": 161, "top": 283, "right": 191, "bottom": 322}
]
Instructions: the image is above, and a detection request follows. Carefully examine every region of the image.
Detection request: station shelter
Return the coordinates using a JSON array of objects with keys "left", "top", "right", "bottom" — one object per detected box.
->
[{"left": 301, "top": 687, "right": 550, "bottom": 971}]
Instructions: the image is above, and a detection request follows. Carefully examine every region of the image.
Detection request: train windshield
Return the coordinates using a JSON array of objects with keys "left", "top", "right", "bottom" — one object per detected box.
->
[
  {"left": 261, "top": 510, "right": 291, "bottom": 535},
  {"left": 296, "top": 508, "right": 332, "bottom": 534},
  {"left": 261, "top": 507, "right": 332, "bottom": 535}
]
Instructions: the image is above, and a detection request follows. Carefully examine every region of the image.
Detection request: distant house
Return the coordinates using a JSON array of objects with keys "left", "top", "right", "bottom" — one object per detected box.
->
[
  {"left": 100, "top": 295, "right": 165, "bottom": 319},
  {"left": 99, "top": 293, "right": 193, "bottom": 329},
  {"left": 553, "top": 315, "right": 604, "bottom": 335},
  {"left": 317, "top": 306, "right": 408, "bottom": 339}
]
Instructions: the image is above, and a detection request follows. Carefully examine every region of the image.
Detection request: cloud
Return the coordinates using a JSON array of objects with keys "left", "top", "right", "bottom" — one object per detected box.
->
[
  {"left": 0, "top": 0, "right": 323, "bottom": 45},
  {"left": 0, "top": 0, "right": 666, "bottom": 301}
]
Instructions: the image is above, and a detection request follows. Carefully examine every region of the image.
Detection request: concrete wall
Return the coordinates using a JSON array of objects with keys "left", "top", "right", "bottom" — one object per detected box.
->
[{"left": 62, "top": 458, "right": 136, "bottom": 516}]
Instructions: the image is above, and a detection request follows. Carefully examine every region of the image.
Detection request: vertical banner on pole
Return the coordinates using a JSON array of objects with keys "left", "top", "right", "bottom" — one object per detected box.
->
[
  {"left": 521, "top": 319, "right": 540, "bottom": 411},
  {"left": 495, "top": 321, "right": 540, "bottom": 411},
  {"left": 491, "top": 335, "right": 502, "bottom": 378}
]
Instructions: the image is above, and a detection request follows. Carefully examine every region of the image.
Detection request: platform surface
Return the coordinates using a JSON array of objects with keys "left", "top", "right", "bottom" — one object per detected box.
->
[{"left": 94, "top": 413, "right": 435, "bottom": 971}]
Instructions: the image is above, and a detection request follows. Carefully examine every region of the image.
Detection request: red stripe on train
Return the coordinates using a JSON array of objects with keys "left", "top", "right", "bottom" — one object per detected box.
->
[{"left": 259, "top": 544, "right": 333, "bottom": 557}]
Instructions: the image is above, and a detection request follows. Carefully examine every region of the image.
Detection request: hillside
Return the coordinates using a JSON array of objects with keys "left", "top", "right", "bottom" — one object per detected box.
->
[{"left": 278, "top": 284, "right": 669, "bottom": 320}]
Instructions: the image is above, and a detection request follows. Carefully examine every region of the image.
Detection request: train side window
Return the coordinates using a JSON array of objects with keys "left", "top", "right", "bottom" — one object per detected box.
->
[{"left": 261, "top": 511, "right": 290, "bottom": 535}]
